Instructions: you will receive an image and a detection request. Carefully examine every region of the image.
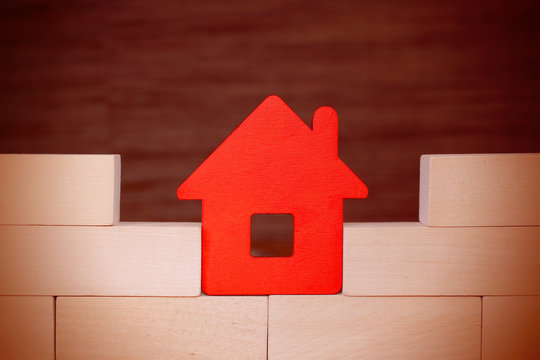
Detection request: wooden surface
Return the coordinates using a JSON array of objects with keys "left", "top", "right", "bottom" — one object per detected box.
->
[
  {"left": 0, "top": 296, "right": 54, "bottom": 360},
  {"left": 482, "top": 296, "right": 540, "bottom": 360},
  {"left": 419, "top": 153, "right": 540, "bottom": 226},
  {"left": 0, "top": 222, "right": 201, "bottom": 296},
  {"left": 343, "top": 222, "right": 540, "bottom": 296},
  {"left": 268, "top": 295, "right": 480, "bottom": 360},
  {"left": 0, "top": 154, "right": 120, "bottom": 225},
  {"left": 57, "top": 296, "right": 268, "bottom": 360},
  {"left": 1, "top": 0, "right": 538, "bottom": 223}
]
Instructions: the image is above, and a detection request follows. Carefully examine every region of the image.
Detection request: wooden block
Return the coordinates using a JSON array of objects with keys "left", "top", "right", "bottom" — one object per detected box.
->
[
  {"left": 343, "top": 222, "right": 540, "bottom": 296},
  {"left": 268, "top": 295, "right": 480, "bottom": 360},
  {"left": 483, "top": 296, "right": 540, "bottom": 360},
  {"left": 178, "top": 96, "right": 367, "bottom": 295},
  {"left": 57, "top": 296, "right": 267, "bottom": 360},
  {"left": 0, "top": 154, "right": 120, "bottom": 225},
  {"left": 0, "top": 296, "right": 54, "bottom": 360},
  {"left": 0, "top": 222, "right": 201, "bottom": 296},
  {"left": 419, "top": 153, "right": 540, "bottom": 226}
]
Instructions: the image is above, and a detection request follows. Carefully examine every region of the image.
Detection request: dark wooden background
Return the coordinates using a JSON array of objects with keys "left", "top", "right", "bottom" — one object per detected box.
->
[{"left": 1, "top": 0, "right": 538, "bottom": 223}]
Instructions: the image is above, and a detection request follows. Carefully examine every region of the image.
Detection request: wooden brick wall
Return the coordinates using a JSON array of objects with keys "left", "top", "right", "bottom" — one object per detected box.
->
[{"left": 0, "top": 153, "right": 539, "bottom": 359}]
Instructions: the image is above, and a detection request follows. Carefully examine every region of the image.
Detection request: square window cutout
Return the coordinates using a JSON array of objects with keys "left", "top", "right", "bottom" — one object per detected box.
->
[{"left": 251, "top": 213, "right": 294, "bottom": 257}]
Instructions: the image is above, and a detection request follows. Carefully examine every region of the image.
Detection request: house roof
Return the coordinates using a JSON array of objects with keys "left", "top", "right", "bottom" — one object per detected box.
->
[{"left": 178, "top": 95, "right": 367, "bottom": 202}]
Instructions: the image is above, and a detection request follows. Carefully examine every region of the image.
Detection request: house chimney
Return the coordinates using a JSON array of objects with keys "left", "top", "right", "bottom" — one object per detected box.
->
[{"left": 313, "top": 106, "right": 338, "bottom": 156}]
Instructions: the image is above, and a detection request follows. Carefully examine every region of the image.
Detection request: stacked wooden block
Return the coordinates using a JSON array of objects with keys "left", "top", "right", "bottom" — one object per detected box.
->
[
  {"left": 0, "top": 155, "right": 203, "bottom": 359},
  {"left": 1, "top": 154, "right": 539, "bottom": 359}
]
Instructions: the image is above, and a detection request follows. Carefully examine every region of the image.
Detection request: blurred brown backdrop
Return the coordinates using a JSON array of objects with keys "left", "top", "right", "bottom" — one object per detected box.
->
[{"left": 1, "top": 0, "right": 538, "bottom": 222}]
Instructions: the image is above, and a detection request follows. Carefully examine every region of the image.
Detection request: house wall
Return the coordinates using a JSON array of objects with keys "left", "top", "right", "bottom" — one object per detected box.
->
[
  {"left": 1, "top": 0, "right": 538, "bottom": 223},
  {"left": 201, "top": 197, "right": 344, "bottom": 294}
]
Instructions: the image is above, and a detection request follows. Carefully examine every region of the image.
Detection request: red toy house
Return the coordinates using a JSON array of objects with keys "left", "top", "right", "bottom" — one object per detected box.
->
[{"left": 178, "top": 95, "right": 367, "bottom": 295}]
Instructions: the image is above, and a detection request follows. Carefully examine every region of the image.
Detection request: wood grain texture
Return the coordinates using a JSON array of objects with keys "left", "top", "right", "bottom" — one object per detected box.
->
[
  {"left": 482, "top": 296, "right": 540, "bottom": 360},
  {"left": 268, "top": 295, "right": 480, "bottom": 360},
  {"left": 0, "top": 296, "right": 54, "bottom": 360},
  {"left": 343, "top": 222, "right": 540, "bottom": 296},
  {"left": 0, "top": 222, "right": 201, "bottom": 296},
  {"left": 56, "top": 296, "right": 267, "bottom": 360},
  {"left": 0, "top": 154, "right": 120, "bottom": 225},
  {"left": 1, "top": 0, "right": 538, "bottom": 223},
  {"left": 419, "top": 153, "right": 540, "bottom": 226}
]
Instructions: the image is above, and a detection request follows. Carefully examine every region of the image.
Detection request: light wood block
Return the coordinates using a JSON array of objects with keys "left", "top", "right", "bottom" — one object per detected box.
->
[
  {"left": 0, "top": 296, "right": 54, "bottom": 360},
  {"left": 419, "top": 153, "right": 540, "bottom": 226},
  {"left": 57, "top": 296, "right": 267, "bottom": 360},
  {"left": 0, "top": 222, "right": 201, "bottom": 296},
  {"left": 343, "top": 222, "right": 540, "bottom": 296},
  {"left": 483, "top": 296, "right": 540, "bottom": 360},
  {"left": 0, "top": 154, "right": 120, "bottom": 225},
  {"left": 268, "top": 295, "right": 480, "bottom": 360}
]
